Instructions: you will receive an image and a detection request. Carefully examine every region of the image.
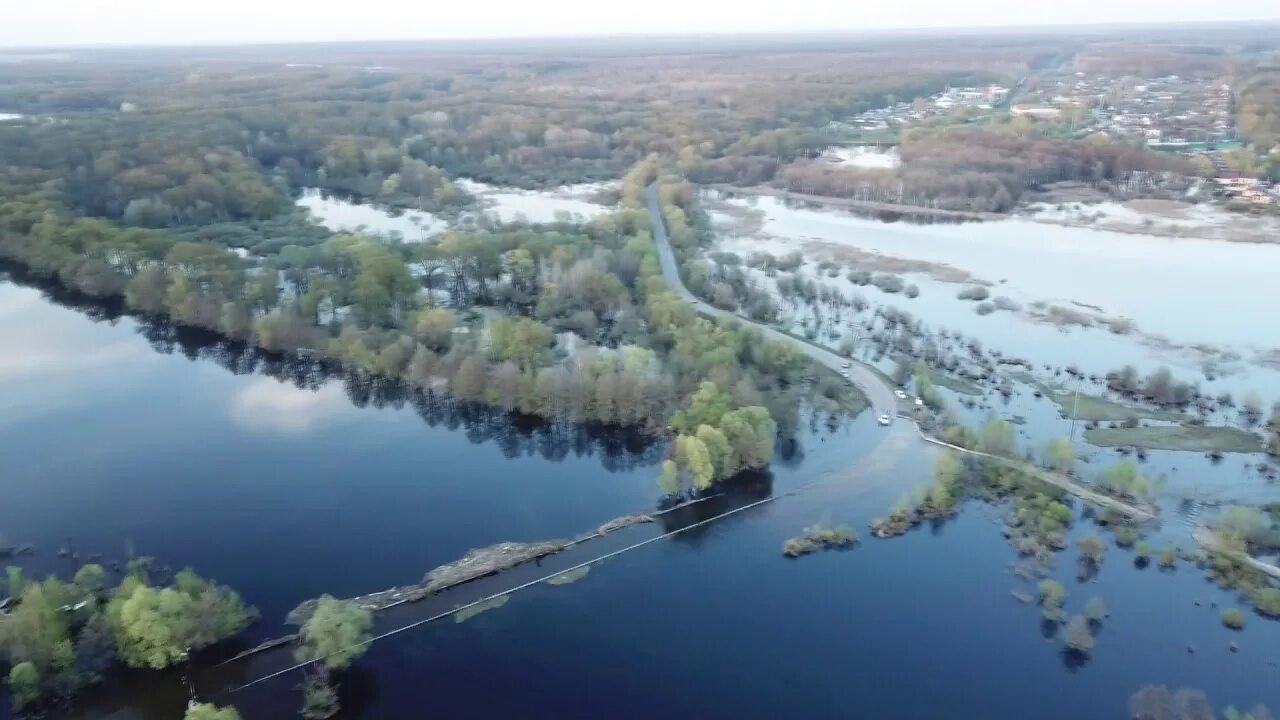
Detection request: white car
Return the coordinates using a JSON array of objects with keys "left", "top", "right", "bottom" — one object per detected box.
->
[
  {"left": 894, "top": 389, "right": 908, "bottom": 399},
  {"left": 915, "top": 397, "right": 925, "bottom": 407},
  {"left": 877, "top": 414, "right": 892, "bottom": 426},
  {"left": 841, "top": 361, "right": 850, "bottom": 369}
]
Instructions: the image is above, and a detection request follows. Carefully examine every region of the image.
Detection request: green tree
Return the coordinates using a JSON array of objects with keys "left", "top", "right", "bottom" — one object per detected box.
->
[
  {"left": 676, "top": 435, "right": 715, "bottom": 491},
  {"left": 979, "top": 420, "right": 1015, "bottom": 456},
  {"left": 7, "top": 662, "right": 40, "bottom": 711},
  {"left": 0, "top": 583, "right": 70, "bottom": 670},
  {"left": 73, "top": 564, "right": 107, "bottom": 598},
  {"left": 185, "top": 703, "right": 243, "bottom": 720},
  {"left": 173, "top": 569, "right": 257, "bottom": 649},
  {"left": 413, "top": 308, "right": 455, "bottom": 351},
  {"left": 295, "top": 596, "right": 373, "bottom": 671},
  {"left": 656, "top": 460, "right": 680, "bottom": 496},
  {"left": 112, "top": 585, "right": 195, "bottom": 669},
  {"left": 695, "top": 424, "right": 734, "bottom": 480},
  {"left": 1044, "top": 438, "right": 1075, "bottom": 474}
]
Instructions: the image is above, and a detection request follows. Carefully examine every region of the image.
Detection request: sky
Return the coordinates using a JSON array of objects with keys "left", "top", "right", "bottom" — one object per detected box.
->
[{"left": 3, "top": 0, "right": 1280, "bottom": 47}]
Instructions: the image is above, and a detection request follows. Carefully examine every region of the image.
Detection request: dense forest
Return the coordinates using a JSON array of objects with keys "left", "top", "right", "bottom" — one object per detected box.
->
[{"left": 774, "top": 126, "right": 1194, "bottom": 211}]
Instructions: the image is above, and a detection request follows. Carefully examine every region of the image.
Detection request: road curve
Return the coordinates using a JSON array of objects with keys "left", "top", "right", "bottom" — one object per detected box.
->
[{"left": 645, "top": 184, "right": 898, "bottom": 417}]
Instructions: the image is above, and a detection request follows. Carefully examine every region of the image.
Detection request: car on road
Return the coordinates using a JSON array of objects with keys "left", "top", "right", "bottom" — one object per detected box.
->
[
  {"left": 877, "top": 414, "right": 892, "bottom": 426},
  {"left": 841, "top": 361, "right": 850, "bottom": 369},
  {"left": 894, "top": 389, "right": 907, "bottom": 399},
  {"left": 915, "top": 397, "right": 925, "bottom": 407}
]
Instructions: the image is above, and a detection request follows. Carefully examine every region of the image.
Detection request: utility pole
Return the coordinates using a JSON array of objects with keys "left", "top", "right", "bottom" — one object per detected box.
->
[{"left": 1069, "top": 375, "right": 1083, "bottom": 442}]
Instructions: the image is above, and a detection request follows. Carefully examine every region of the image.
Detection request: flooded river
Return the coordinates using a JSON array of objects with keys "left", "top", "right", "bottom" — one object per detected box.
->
[{"left": 2, "top": 184, "right": 1279, "bottom": 718}]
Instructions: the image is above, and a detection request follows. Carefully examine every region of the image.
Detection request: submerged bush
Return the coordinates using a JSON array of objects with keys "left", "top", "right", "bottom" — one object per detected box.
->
[
  {"left": 957, "top": 285, "right": 990, "bottom": 301},
  {"left": 1221, "top": 608, "right": 1246, "bottom": 629}
]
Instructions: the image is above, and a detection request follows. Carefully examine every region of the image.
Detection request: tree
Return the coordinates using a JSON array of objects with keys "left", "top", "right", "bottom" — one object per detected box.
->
[
  {"left": 1099, "top": 460, "right": 1149, "bottom": 500},
  {"left": 1064, "top": 615, "right": 1094, "bottom": 654},
  {"left": 295, "top": 596, "right": 372, "bottom": 671},
  {"left": 1044, "top": 438, "right": 1075, "bottom": 474},
  {"left": 72, "top": 564, "right": 107, "bottom": 598},
  {"left": 185, "top": 703, "right": 243, "bottom": 720},
  {"left": 979, "top": 420, "right": 1015, "bottom": 457},
  {"left": 173, "top": 569, "right": 256, "bottom": 649},
  {"left": 695, "top": 424, "right": 734, "bottom": 480},
  {"left": 656, "top": 460, "right": 680, "bottom": 496},
  {"left": 8, "top": 662, "right": 40, "bottom": 711},
  {"left": 112, "top": 586, "right": 195, "bottom": 669},
  {"left": 676, "top": 435, "right": 715, "bottom": 491},
  {"left": 1, "top": 582, "right": 70, "bottom": 670},
  {"left": 413, "top": 308, "right": 455, "bottom": 351}
]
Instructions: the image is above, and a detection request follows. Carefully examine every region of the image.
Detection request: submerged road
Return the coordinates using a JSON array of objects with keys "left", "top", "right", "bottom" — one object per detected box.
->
[{"left": 645, "top": 184, "right": 898, "bottom": 417}]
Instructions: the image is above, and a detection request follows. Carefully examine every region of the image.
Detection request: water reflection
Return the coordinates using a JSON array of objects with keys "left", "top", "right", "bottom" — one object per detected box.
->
[{"left": 0, "top": 264, "right": 663, "bottom": 472}]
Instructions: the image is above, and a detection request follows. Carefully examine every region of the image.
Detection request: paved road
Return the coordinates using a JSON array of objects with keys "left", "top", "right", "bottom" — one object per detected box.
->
[{"left": 645, "top": 184, "right": 898, "bottom": 417}]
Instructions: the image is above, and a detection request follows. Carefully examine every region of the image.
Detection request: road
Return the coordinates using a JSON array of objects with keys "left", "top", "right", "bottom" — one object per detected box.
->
[{"left": 645, "top": 184, "right": 898, "bottom": 417}]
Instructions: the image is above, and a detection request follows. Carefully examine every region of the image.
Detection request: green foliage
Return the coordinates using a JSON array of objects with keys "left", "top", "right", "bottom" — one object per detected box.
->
[
  {"left": 295, "top": 596, "right": 373, "bottom": 672},
  {"left": 1044, "top": 438, "right": 1075, "bottom": 474},
  {"left": 979, "top": 420, "right": 1015, "bottom": 457},
  {"left": 1212, "top": 506, "right": 1272, "bottom": 546},
  {"left": 185, "top": 703, "right": 243, "bottom": 720},
  {"left": 301, "top": 673, "right": 340, "bottom": 720},
  {"left": 72, "top": 564, "right": 107, "bottom": 598},
  {"left": 112, "top": 586, "right": 196, "bottom": 669},
  {"left": 1098, "top": 460, "right": 1150, "bottom": 500},
  {"left": 110, "top": 569, "right": 254, "bottom": 670},
  {"left": 1221, "top": 608, "right": 1246, "bottom": 629},
  {"left": 657, "top": 460, "right": 680, "bottom": 496},
  {"left": 1248, "top": 586, "right": 1280, "bottom": 617},
  {"left": 7, "top": 662, "right": 40, "bottom": 711},
  {"left": 488, "top": 316, "right": 554, "bottom": 368},
  {"left": 1038, "top": 579, "right": 1066, "bottom": 620},
  {"left": 1077, "top": 534, "right": 1107, "bottom": 565}
]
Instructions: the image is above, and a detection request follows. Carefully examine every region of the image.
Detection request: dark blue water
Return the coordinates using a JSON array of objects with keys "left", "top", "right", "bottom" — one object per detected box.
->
[{"left": 2, "top": 275, "right": 1278, "bottom": 719}]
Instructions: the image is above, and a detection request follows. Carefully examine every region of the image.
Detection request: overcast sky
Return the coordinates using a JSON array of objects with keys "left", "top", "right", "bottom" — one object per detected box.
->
[{"left": 4, "top": 0, "right": 1280, "bottom": 47}]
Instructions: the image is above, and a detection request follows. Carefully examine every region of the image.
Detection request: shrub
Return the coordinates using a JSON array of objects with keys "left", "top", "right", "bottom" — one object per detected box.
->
[
  {"left": 1065, "top": 615, "right": 1095, "bottom": 654},
  {"left": 1077, "top": 535, "right": 1107, "bottom": 565},
  {"left": 904, "top": 284, "right": 920, "bottom": 298},
  {"left": 1222, "top": 608, "right": 1246, "bottom": 629},
  {"left": 847, "top": 270, "right": 871, "bottom": 286},
  {"left": 957, "top": 285, "right": 990, "bottom": 301},
  {"left": 1084, "top": 596, "right": 1107, "bottom": 621},
  {"left": 1248, "top": 587, "right": 1280, "bottom": 617},
  {"left": 871, "top": 274, "right": 905, "bottom": 293},
  {"left": 975, "top": 302, "right": 995, "bottom": 315},
  {"left": 1039, "top": 579, "right": 1066, "bottom": 620}
]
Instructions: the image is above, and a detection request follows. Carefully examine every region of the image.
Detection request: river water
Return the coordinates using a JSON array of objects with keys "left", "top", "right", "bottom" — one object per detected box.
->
[{"left": 3, "top": 186, "right": 1280, "bottom": 717}]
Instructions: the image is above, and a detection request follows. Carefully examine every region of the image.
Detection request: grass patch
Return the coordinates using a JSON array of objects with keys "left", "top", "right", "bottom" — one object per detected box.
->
[
  {"left": 933, "top": 373, "right": 984, "bottom": 396},
  {"left": 454, "top": 595, "right": 510, "bottom": 623},
  {"left": 1013, "top": 372, "right": 1183, "bottom": 422},
  {"left": 1084, "top": 425, "right": 1262, "bottom": 453},
  {"left": 545, "top": 566, "right": 591, "bottom": 586}
]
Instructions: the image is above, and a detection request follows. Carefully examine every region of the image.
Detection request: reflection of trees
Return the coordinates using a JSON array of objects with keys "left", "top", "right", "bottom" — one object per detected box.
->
[
  {"left": 9, "top": 267, "right": 662, "bottom": 474},
  {"left": 656, "top": 469, "right": 774, "bottom": 544}
]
